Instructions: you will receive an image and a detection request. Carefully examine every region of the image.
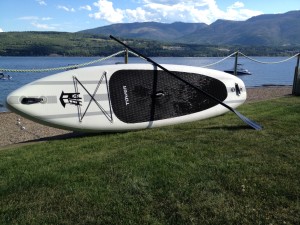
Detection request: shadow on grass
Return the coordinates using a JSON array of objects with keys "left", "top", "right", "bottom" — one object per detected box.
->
[
  {"left": 203, "top": 125, "right": 252, "bottom": 131},
  {"left": 2, "top": 124, "right": 255, "bottom": 151},
  {"left": 1, "top": 132, "right": 115, "bottom": 151},
  {"left": 23, "top": 131, "right": 115, "bottom": 144}
]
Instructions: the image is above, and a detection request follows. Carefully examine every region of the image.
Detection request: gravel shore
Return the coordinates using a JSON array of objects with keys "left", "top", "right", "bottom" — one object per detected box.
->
[{"left": 0, "top": 86, "right": 293, "bottom": 149}]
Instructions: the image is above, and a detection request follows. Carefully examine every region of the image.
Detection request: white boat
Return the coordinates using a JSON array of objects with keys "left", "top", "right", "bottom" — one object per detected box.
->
[
  {"left": 0, "top": 71, "right": 12, "bottom": 80},
  {"left": 224, "top": 64, "right": 251, "bottom": 75}
]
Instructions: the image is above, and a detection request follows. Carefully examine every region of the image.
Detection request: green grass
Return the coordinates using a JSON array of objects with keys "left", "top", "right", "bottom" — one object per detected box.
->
[{"left": 1, "top": 97, "right": 300, "bottom": 224}]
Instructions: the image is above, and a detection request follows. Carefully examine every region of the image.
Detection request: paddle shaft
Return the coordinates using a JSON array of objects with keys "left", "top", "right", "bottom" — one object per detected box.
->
[{"left": 110, "top": 35, "right": 262, "bottom": 130}]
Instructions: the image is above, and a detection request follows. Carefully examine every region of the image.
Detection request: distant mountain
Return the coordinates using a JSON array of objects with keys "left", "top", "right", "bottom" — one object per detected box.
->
[
  {"left": 79, "top": 22, "right": 207, "bottom": 41},
  {"left": 80, "top": 11, "right": 300, "bottom": 46},
  {"left": 180, "top": 10, "right": 300, "bottom": 46}
]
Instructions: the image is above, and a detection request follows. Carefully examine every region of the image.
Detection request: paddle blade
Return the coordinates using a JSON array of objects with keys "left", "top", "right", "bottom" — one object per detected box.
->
[{"left": 233, "top": 109, "right": 262, "bottom": 130}]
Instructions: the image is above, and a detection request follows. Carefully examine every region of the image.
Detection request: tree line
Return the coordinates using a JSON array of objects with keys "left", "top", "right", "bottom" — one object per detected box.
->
[{"left": 0, "top": 32, "right": 299, "bottom": 57}]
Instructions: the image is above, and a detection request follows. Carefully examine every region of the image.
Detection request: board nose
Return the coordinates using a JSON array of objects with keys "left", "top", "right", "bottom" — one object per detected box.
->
[
  {"left": 6, "top": 94, "right": 19, "bottom": 113},
  {"left": 5, "top": 88, "right": 28, "bottom": 113}
]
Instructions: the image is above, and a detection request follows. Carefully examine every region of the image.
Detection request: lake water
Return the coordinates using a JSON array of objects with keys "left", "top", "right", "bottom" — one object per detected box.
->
[{"left": 0, "top": 55, "right": 298, "bottom": 112}]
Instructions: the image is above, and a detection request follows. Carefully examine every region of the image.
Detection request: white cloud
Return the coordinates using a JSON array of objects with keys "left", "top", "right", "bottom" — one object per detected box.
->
[
  {"left": 125, "top": 7, "right": 151, "bottom": 22},
  {"left": 18, "top": 16, "right": 39, "bottom": 21},
  {"left": 18, "top": 16, "right": 53, "bottom": 21},
  {"left": 80, "top": 5, "right": 92, "bottom": 11},
  {"left": 0, "top": 28, "right": 3, "bottom": 32},
  {"left": 41, "top": 17, "right": 53, "bottom": 21},
  {"left": 88, "top": 0, "right": 263, "bottom": 24},
  {"left": 17, "top": 16, "right": 55, "bottom": 30},
  {"left": 89, "top": 0, "right": 124, "bottom": 23},
  {"left": 229, "top": 1, "right": 244, "bottom": 9},
  {"left": 58, "top": 5, "right": 76, "bottom": 12},
  {"left": 36, "top": 0, "right": 47, "bottom": 6},
  {"left": 31, "top": 22, "right": 55, "bottom": 30},
  {"left": 225, "top": 1, "right": 262, "bottom": 21},
  {"left": 141, "top": 1, "right": 214, "bottom": 23}
]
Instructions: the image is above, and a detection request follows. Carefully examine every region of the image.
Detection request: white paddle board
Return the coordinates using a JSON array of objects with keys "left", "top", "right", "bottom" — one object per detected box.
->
[{"left": 6, "top": 64, "right": 247, "bottom": 132}]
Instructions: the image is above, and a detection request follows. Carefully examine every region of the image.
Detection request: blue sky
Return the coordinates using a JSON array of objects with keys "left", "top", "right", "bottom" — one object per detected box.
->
[{"left": 0, "top": 0, "right": 299, "bottom": 32}]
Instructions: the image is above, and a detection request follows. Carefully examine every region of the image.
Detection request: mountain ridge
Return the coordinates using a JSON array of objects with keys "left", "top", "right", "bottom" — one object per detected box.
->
[
  {"left": 79, "top": 10, "right": 300, "bottom": 46},
  {"left": 79, "top": 22, "right": 207, "bottom": 41}
]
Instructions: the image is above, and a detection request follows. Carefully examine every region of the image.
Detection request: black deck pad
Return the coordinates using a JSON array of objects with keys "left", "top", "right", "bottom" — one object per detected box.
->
[{"left": 109, "top": 69, "right": 227, "bottom": 123}]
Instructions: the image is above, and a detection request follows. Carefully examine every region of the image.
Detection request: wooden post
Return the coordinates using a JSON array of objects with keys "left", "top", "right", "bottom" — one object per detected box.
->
[
  {"left": 234, "top": 51, "right": 239, "bottom": 76},
  {"left": 292, "top": 53, "right": 300, "bottom": 95},
  {"left": 124, "top": 48, "right": 128, "bottom": 64}
]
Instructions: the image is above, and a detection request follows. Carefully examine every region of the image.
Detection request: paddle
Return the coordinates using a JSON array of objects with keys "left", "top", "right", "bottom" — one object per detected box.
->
[{"left": 110, "top": 35, "right": 262, "bottom": 130}]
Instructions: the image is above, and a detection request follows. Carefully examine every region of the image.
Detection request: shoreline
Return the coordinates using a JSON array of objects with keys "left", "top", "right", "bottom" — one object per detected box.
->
[{"left": 0, "top": 86, "right": 293, "bottom": 149}]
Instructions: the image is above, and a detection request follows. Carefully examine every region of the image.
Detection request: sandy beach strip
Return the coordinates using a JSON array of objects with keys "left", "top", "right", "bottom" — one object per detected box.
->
[{"left": 0, "top": 86, "right": 293, "bottom": 149}]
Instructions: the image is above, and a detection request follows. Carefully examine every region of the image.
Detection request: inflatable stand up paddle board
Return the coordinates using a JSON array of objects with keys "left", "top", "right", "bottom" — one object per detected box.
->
[{"left": 6, "top": 64, "right": 246, "bottom": 132}]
